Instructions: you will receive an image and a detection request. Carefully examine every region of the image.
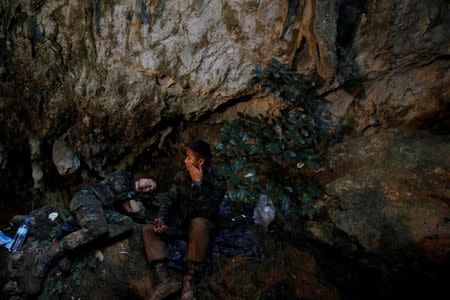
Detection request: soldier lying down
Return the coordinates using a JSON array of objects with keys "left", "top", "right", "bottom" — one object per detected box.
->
[{"left": 27, "top": 171, "right": 157, "bottom": 295}]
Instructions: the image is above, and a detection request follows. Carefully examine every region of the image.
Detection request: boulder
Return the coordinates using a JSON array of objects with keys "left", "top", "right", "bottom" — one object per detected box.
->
[
  {"left": 52, "top": 134, "right": 80, "bottom": 175},
  {"left": 321, "top": 130, "right": 450, "bottom": 262}
]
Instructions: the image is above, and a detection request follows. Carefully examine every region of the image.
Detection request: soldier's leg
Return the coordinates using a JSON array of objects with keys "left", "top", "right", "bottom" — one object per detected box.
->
[
  {"left": 142, "top": 224, "right": 168, "bottom": 263},
  {"left": 104, "top": 209, "right": 134, "bottom": 239},
  {"left": 27, "top": 191, "right": 106, "bottom": 295},
  {"left": 182, "top": 218, "right": 214, "bottom": 300},
  {"left": 143, "top": 224, "right": 181, "bottom": 300},
  {"left": 186, "top": 217, "right": 213, "bottom": 263},
  {"left": 59, "top": 200, "right": 109, "bottom": 251}
]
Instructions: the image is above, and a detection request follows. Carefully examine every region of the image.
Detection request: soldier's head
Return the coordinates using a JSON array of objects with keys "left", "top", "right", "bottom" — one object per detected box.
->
[{"left": 185, "top": 140, "right": 212, "bottom": 171}]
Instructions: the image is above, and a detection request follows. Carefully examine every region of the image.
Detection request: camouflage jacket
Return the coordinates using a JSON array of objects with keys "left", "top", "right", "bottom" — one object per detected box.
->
[
  {"left": 71, "top": 170, "right": 136, "bottom": 211},
  {"left": 157, "top": 167, "right": 226, "bottom": 226},
  {"left": 70, "top": 170, "right": 150, "bottom": 223}
]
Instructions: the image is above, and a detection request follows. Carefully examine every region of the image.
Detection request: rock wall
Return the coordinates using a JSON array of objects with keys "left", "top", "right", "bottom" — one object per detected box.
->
[
  {"left": 325, "top": 130, "right": 450, "bottom": 259},
  {"left": 0, "top": 0, "right": 448, "bottom": 219}
]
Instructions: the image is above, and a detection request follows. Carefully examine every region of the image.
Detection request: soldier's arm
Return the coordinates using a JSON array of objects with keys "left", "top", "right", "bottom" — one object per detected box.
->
[{"left": 157, "top": 179, "right": 181, "bottom": 223}]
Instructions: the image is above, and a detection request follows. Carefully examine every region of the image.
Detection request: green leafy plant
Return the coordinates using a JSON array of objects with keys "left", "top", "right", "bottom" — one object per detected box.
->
[
  {"left": 49, "top": 279, "right": 65, "bottom": 299},
  {"left": 216, "top": 59, "right": 329, "bottom": 220}
]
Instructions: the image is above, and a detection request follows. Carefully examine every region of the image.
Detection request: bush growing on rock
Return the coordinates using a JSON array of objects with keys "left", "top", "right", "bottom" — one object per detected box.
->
[{"left": 216, "top": 59, "right": 330, "bottom": 222}]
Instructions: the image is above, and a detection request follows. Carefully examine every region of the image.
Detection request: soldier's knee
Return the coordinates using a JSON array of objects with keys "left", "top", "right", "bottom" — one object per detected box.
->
[
  {"left": 143, "top": 224, "right": 163, "bottom": 242},
  {"left": 143, "top": 223, "right": 154, "bottom": 233},
  {"left": 90, "top": 224, "right": 108, "bottom": 238},
  {"left": 189, "top": 217, "right": 212, "bottom": 233},
  {"left": 70, "top": 189, "right": 96, "bottom": 213},
  {"left": 121, "top": 216, "right": 134, "bottom": 231},
  {"left": 69, "top": 192, "right": 83, "bottom": 213},
  {"left": 189, "top": 217, "right": 213, "bottom": 236}
]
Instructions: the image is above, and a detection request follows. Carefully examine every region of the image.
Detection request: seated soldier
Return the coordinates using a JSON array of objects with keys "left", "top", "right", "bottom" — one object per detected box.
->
[
  {"left": 27, "top": 170, "right": 157, "bottom": 295},
  {"left": 143, "top": 140, "right": 226, "bottom": 300}
]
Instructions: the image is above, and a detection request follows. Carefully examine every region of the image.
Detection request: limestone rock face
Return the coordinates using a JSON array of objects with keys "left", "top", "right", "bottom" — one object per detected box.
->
[
  {"left": 1, "top": 0, "right": 304, "bottom": 144},
  {"left": 322, "top": 130, "right": 450, "bottom": 261},
  {"left": 1, "top": 0, "right": 448, "bottom": 185}
]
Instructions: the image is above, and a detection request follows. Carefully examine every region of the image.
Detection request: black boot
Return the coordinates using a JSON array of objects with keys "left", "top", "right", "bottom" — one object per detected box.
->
[
  {"left": 181, "top": 261, "right": 203, "bottom": 300},
  {"left": 148, "top": 262, "right": 182, "bottom": 300},
  {"left": 26, "top": 245, "right": 64, "bottom": 295}
]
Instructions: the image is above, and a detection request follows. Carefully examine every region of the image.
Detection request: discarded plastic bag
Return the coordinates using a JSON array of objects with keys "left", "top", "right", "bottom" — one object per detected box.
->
[
  {"left": 253, "top": 194, "right": 275, "bottom": 231},
  {"left": 0, "top": 231, "right": 13, "bottom": 250}
]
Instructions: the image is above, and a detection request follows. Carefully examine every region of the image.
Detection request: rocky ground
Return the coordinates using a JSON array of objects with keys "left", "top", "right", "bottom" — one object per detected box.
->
[
  {"left": 1, "top": 128, "right": 449, "bottom": 300},
  {"left": 0, "top": 206, "right": 341, "bottom": 300}
]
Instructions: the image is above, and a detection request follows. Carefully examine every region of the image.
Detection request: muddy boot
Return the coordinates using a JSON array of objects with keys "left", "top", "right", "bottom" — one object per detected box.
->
[
  {"left": 148, "top": 263, "right": 182, "bottom": 300},
  {"left": 26, "top": 245, "right": 64, "bottom": 295},
  {"left": 181, "top": 261, "right": 203, "bottom": 300}
]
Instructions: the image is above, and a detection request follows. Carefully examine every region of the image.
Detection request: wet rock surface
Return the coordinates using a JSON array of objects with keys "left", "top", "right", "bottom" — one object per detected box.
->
[{"left": 324, "top": 129, "right": 450, "bottom": 260}]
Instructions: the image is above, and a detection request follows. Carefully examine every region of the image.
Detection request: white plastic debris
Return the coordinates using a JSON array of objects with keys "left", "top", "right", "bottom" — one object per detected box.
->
[
  {"left": 95, "top": 250, "right": 104, "bottom": 262},
  {"left": 253, "top": 194, "right": 276, "bottom": 231},
  {"left": 48, "top": 212, "right": 59, "bottom": 222},
  {"left": 244, "top": 171, "right": 255, "bottom": 178}
]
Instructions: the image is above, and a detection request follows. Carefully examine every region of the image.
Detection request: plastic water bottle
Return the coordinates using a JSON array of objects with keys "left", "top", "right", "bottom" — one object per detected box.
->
[{"left": 9, "top": 217, "right": 32, "bottom": 253}]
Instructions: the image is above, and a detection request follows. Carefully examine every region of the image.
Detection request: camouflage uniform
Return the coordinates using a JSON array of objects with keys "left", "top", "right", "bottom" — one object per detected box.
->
[
  {"left": 27, "top": 170, "right": 145, "bottom": 295},
  {"left": 143, "top": 167, "right": 226, "bottom": 263},
  {"left": 59, "top": 170, "right": 142, "bottom": 251}
]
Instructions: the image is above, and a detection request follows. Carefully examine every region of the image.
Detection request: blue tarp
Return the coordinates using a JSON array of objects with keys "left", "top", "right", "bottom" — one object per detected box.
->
[{"left": 0, "top": 230, "right": 13, "bottom": 250}]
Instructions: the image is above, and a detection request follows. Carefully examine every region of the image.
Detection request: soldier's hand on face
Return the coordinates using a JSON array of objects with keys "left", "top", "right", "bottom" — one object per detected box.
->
[
  {"left": 153, "top": 218, "right": 168, "bottom": 234},
  {"left": 135, "top": 178, "right": 157, "bottom": 192},
  {"left": 185, "top": 159, "right": 204, "bottom": 183}
]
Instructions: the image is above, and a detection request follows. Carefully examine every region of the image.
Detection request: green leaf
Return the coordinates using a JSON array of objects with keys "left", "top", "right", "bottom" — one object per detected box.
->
[
  {"left": 228, "top": 189, "right": 238, "bottom": 200},
  {"left": 39, "top": 240, "right": 52, "bottom": 248},
  {"left": 218, "top": 163, "right": 232, "bottom": 176},
  {"left": 237, "top": 189, "right": 246, "bottom": 200},
  {"left": 284, "top": 186, "right": 293, "bottom": 193},
  {"left": 88, "top": 257, "right": 98, "bottom": 269},
  {"left": 266, "top": 178, "right": 276, "bottom": 192},
  {"left": 306, "top": 160, "right": 320, "bottom": 170},
  {"left": 286, "top": 150, "right": 297, "bottom": 158},
  {"left": 248, "top": 144, "right": 264, "bottom": 155},
  {"left": 59, "top": 211, "right": 68, "bottom": 222},
  {"left": 230, "top": 175, "right": 240, "bottom": 186},
  {"left": 281, "top": 195, "right": 291, "bottom": 212},
  {"left": 265, "top": 143, "right": 281, "bottom": 154},
  {"left": 241, "top": 132, "right": 249, "bottom": 142},
  {"left": 301, "top": 128, "right": 309, "bottom": 137},
  {"left": 234, "top": 157, "right": 247, "bottom": 171}
]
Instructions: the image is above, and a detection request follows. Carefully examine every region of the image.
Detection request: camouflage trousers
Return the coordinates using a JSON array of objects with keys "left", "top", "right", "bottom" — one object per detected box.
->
[{"left": 59, "top": 189, "right": 133, "bottom": 251}]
